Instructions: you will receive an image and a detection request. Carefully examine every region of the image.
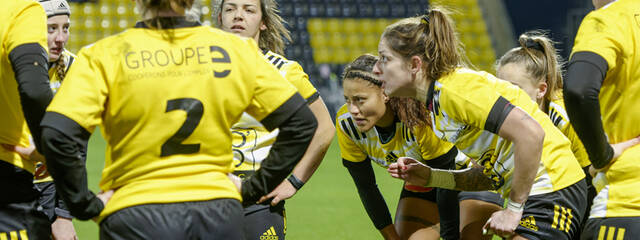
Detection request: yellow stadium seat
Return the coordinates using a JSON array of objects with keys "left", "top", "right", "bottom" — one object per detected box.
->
[
  {"left": 363, "top": 34, "right": 379, "bottom": 51},
  {"left": 326, "top": 19, "right": 340, "bottom": 33},
  {"left": 345, "top": 34, "right": 360, "bottom": 48},
  {"left": 314, "top": 48, "right": 330, "bottom": 64},
  {"left": 374, "top": 19, "right": 388, "bottom": 33},
  {"left": 343, "top": 18, "right": 357, "bottom": 34},
  {"left": 358, "top": 20, "right": 375, "bottom": 34},
  {"left": 307, "top": 19, "right": 324, "bottom": 34},
  {"left": 332, "top": 48, "right": 348, "bottom": 63},
  {"left": 310, "top": 33, "right": 328, "bottom": 49},
  {"left": 328, "top": 33, "right": 345, "bottom": 48}
]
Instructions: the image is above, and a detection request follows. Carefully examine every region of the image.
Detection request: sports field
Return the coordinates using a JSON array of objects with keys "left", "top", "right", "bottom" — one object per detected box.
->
[{"left": 73, "top": 130, "right": 405, "bottom": 239}]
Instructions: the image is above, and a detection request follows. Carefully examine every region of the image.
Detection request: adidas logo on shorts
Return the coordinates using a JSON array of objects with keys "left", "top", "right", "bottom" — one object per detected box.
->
[
  {"left": 260, "top": 226, "right": 278, "bottom": 240},
  {"left": 519, "top": 215, "right": 539, "bottom": 231}
]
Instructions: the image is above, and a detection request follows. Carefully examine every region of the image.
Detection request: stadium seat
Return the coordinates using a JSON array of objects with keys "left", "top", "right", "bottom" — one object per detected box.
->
[
  {"left": 341, "top": 3, "right": 358, "bottom": 17},
  {"left": 343, "top": 18, "right": 358, "bottom": 33},
  {"left": 309, "top": 3, "right": 325, "bottom": 17},
  {"left": 307, "top": 18, "right": 324, "bottom": 34},
  {"left": 358, "top": 4, "right": 373, "bottom": 17},
  {"left": 294, "top": 3, "right": 309, "bottom": 17},
  {"left": 374, "top": 4, "right": 390, "bottom": 17},
  {"left": 310, "top": 32, "right": 328, "bottom": 49},
  {"left": 391, "top": 5, "right": 406, "bottom": 18}
]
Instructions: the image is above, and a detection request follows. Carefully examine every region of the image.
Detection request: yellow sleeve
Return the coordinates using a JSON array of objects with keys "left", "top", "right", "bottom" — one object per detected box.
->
[
  {"left": 46, "top": 45, "right": 107, "bottom": 132},
  {"left": 243, "top": 40, "right": 299, "bottom": 121},
  {"left": 336, "top": 120, "right": 367, "bottom": 162},
  {"left": 284, "top": 61, "right": 318, "bottom": 102},
  {"left": 437, "top": 74, "right": 503, "bottom": 131},
  {"left": 415, "top": 126, "right": 454, "bottom": 160},
  {"left": 335, "top": 105, "right": 367, "bottom": 162},
  {"left": 5, "top": 2, "right": 48, "bottom": 54},
  {"left": 571, "top": 11, "right": 626, "bottom": 72},
  {"left": 563, "top": 124, "right": 591, "bottom": 168}
]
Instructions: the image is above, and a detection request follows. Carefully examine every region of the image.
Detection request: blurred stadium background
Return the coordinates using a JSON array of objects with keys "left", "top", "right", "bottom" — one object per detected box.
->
[{"left": 66, "top": 0, "right": 597, "bottom": 238}]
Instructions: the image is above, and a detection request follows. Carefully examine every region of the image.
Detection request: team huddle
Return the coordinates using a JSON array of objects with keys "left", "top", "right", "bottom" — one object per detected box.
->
[{"left": 1, "top": 0, "right": 638, "bottom": 239}]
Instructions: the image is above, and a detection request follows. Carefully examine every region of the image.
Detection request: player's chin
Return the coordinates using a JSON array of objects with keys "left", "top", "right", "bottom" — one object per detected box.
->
[{"left": 355, "top": 120, "right": 373, "bottom": 132}]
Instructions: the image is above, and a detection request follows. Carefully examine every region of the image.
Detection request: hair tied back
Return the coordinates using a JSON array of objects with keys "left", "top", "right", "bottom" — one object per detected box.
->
[{"left": 524, "top": 38, "right": 544, "bottom": 52}]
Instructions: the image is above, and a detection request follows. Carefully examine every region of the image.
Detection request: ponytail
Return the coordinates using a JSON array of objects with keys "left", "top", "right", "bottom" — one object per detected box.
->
[
  {"left": 496, "top": 31, "right": 565, "bottom": 106},
  {"left": 382, "top": 6, "right": 468, "bottom": 82}
]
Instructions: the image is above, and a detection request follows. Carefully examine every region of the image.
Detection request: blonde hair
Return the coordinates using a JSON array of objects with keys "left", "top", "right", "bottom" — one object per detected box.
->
[
  {"left": 214, "top": 0, "right": 291, "bottom": 55},
  {"left": 381, "top": 7, "right": 469, "bottom": 83},
  {"left": 342, "top": 54, "right": 428, "bottom": 127},
  {"left": 496, "top": 31, "right": 565, "bottom": 110}
]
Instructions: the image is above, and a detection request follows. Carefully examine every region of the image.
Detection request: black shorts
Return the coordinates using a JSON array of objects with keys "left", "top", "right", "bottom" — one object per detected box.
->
[
  {"left": 0, "top": 199, "right": 51, "bottom": 240},
  {"left": 582, "top": 166, "right": 597, "bottom": 225},
  {"left": 458, "top": 191, "right": 504, "bottom": 207},
  {"left": 399, "top": 184, "right": 437, "bottom": 202},
  {"left": 243, "top": 202, "right": 286, "bottom": 240},
  {"left": 99, "top": 198, "right": 244, "bottom": 240},
  {"left": 515, "top": 179, "right": 588, "bottom": 240},
  {"left": 399, "top": 184, "right": 460, "bottom": 240},
  {"left": 581, "top": 217, "right": 640, "bottom": 240}
]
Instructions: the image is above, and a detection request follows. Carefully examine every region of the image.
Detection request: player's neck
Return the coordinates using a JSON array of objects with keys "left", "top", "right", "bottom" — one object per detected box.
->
[
  {"left": 376, "top": 109, "right": 395, "bottom": 128},
  {"left": 414, "top": 73, "right": 430, "bottom": 103}
]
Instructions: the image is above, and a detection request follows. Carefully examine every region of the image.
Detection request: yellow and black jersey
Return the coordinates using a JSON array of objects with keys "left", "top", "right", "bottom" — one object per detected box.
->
[
  {"left": 0, "top": 0, "right": 48, "bottom": 173},
  {"left": 44, "top": 19, "right": 301, "bottom": 221},
  {"left": 547, "top": 98, "right": 590, "bottom": 168},
  {"left": 571, "top": 0, "right": 640, "bottom": 218},
  {"left": 428, "top": 68, "right": 584, "bottom": 197},
  {"left": 232, "top": 50, "right": 318, "bottom": 175},
  {"left": 336, "top": 104, "right": 454, "bottom": 168},
  {"left": 48, "top": 49, "right": 75, "bottom": 94}
]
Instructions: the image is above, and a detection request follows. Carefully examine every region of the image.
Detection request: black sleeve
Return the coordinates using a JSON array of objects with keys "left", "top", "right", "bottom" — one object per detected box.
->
[
  {"left": 305, "top": 92, "right": 320, "bottom": 105},
  {"left": 241, "top": 94, "right": 318, "bottom": 204},
  {"left": 40, "top": 112, "right": 103, "bottom": 220},
  {"left": 9, "top": 43, "right": 52, "bottom": 151},
  {"left": 259, "top": 93, "right": 308, "bottom": 131},
  {"left": 484, "top": 96, "right": 515, "bottom": 134},
  {"left": 563, "top": 51, "right": 614, "bottom": 169},
  {"left": 343, "top": 158, "right": 392, "bottom": 230},
  {"left": 55, "top": 197, "right": 73, "bottom": 219},
  {"left": 430, "top": 147, "right": 460, "bottom": 240}
]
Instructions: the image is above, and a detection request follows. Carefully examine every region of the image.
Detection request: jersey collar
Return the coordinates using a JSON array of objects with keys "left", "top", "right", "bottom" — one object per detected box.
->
[
  {"left": 134, "top": 17, "right": 202, "bottom": 29},
  {"left": 425, "top": 80, "right": 436, "bottom": 111}
]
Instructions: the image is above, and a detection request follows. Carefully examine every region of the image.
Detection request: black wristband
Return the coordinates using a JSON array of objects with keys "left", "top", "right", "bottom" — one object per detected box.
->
[{"left": 287, "top": 174, "right": 305, "bottom": 190}]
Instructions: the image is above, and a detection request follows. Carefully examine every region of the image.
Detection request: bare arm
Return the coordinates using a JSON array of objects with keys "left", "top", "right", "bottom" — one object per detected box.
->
[
  {"left": 451, "top": 166, "right": 495, "bottom": 191},
  {"left": 290, "top": 97, "right": 335, "bottom": 182},
  {"left": 258, "top": 97, "right": 335, "bottom": 205},
  {"left": 498, "top": 107, "right": 544, "bottom": 204},
  {"left": 388, "top": 158, "right": 494, "bottom": 191}
]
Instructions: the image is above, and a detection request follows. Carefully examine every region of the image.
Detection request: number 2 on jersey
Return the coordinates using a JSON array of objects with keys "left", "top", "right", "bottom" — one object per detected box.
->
[{"left": 161, "top": 98, "right": 203, "bottom": 157}]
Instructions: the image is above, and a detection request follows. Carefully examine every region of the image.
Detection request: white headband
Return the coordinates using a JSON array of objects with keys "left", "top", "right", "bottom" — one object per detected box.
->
[{"left": 39, "top": 0, "right": 71, "bottom": 18}]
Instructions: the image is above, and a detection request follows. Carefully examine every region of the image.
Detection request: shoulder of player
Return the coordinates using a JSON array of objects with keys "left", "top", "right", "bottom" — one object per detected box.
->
[
  {"left": 548, "top": 99, "right": 570, "bottom": 127},
  {"left": 263, "top": 50, "right": 295, "bottom": 70},
  {"left": 433, "top": 68, "right": 494, "bottom": 101},
  {"left": 336, "top": 104, "right": 351, "bottom": 123},
  {"left": 11, "top": 0, "right": 41, "bottom": 14},
  {"left": 437, "top": 68, "right": 491, "bottom": 88},
  {"left": 582, "top": 1, "right": 630, "bottom": 26}
]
